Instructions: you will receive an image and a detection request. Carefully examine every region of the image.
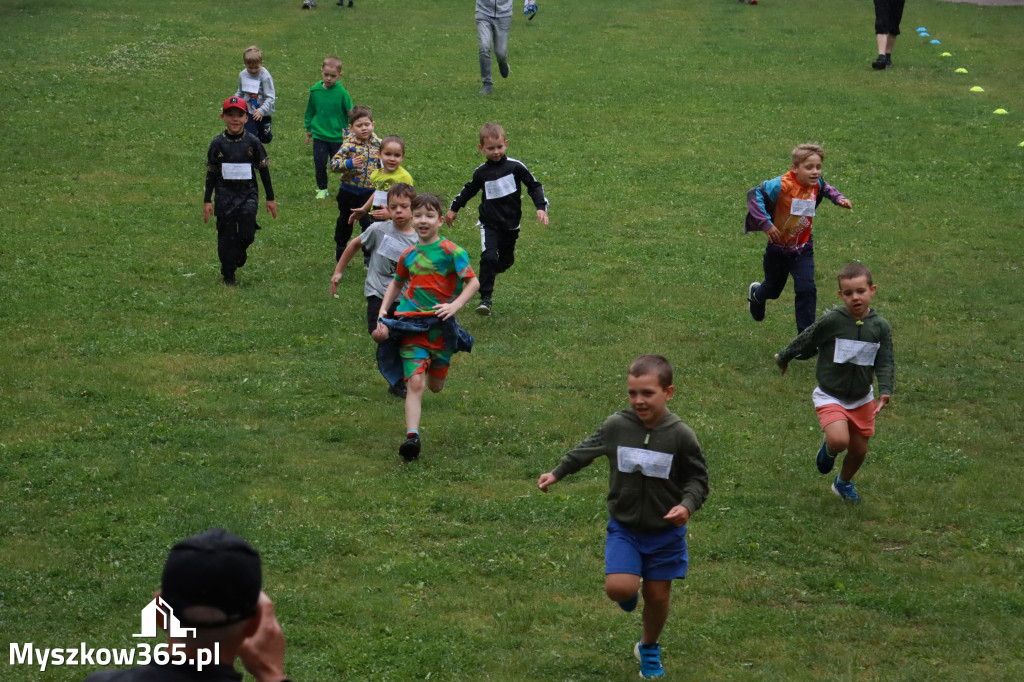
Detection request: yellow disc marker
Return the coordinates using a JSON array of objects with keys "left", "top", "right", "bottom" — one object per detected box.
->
[
  {"left": 941, "top": 52, "right": 952, "bottom": 57},
  {"left": 955, "top": 68, "right": 968, "bottom": 74},
  {"left": 970, "top": 86, "right": 985, "bottom": 92},
  {"left": 993, "top": 109, "right": 1008, "bottom": 115}
]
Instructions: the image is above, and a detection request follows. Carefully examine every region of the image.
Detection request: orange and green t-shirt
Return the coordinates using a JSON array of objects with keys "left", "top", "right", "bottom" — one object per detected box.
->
[{"left": 394, "top": 239, "right": 476, "bottom": 317}]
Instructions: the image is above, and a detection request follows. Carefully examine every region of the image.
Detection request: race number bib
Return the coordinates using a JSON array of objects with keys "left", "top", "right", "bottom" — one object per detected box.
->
[
  {"left": 373, "top": 189, "right": 389, "bottom": 208},
  {"left": 377, "top": 235, "right": 408, "bottom": 263},
  {"left": 617, "top": 446, "right": 673, "bottom": 480},
  {"left": 790, "top": 197, "right": 816, "bottom": 217},
  {"left": 240, "top": 75, "right": 260, "bottom": 97},
  {"left": 833, "top": 338, "right": 879, "bottom": 366},
  {"left": 484, "top": 173, "right": 516, "bottom": 200},
  {"left": 222, "top": 163, "right": 253, "bottom": 180}
]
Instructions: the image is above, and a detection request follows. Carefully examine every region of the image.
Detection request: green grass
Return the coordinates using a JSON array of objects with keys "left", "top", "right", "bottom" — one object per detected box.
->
[{"left": 2, "top": 0, "right": 1023, "bottom": 680}]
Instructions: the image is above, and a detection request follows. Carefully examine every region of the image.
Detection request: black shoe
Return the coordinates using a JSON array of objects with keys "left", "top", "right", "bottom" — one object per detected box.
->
[
  {"left": 348, "top": 0, "right": 353, "bottom": 6},
  {"left": 476, "top": 299, "right": 492, "bottom": 316},
  {"left": 388, "top": 382, "right": 407, "bottom": 399},
  {"left": 399, "top": 435, "right": 421, "bottom": 461},
  {"left": 223, "top": 273, "right": 236, "bottom": 285},
  {"left": 747, "top": 282, "right": 765, "bottom": 322},
  {"left": 885, "top": 54, "right": 893, "bottom": 69},
  {"left": 872, "top": 54, "right": 887, "bottom": 70},
  {"left": 499, "top": 62, "right": 510, "bottom": 79}
]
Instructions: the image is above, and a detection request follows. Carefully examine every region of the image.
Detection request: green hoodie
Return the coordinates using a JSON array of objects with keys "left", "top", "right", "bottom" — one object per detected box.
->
[
  {"left": 551, "top": 410, "right": 709, "bottom": 533},
  {"left": 303, "top": 80, "right": 353, "bottom": 144},
  {"left": 776, "top": 305, "right": 895, "bottom": 402}
]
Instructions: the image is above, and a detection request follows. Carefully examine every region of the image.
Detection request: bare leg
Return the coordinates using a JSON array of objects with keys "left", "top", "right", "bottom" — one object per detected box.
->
[
  {"left": 840, "top": 432, "right": 870, "bottom": 481},
  {"left": 885, "top": 34, "right": 896, "bottom": 55},
  {"left": 404, "top": 372, "right": 425, "bottom": 433},
  {"left": 605, "top": 573, "right": 641, "bottom": 603},
  {"left": 823, "top": 420, "right": 851, "bottom": 455},
  {"left": 876, "top": 33, "right": 888, "bottom": 55},
  {"left": 640, "top": 580, "right": 672, "bottom": 644}
]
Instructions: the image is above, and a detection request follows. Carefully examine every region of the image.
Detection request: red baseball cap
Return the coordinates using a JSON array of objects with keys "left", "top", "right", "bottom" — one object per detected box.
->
[{"left": 222, "top": 96, "right": 248, "bottom": 114}]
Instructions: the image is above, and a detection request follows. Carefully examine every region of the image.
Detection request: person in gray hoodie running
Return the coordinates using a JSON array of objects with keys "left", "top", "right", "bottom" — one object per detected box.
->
[{"left": 475, "top": 0, "right": 513, "bottom": 94}]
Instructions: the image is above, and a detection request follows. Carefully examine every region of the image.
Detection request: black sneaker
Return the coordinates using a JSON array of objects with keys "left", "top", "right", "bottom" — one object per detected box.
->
[
  {"left": 499, "top": 61, "right": 510, "bottom": 79},
  {"left": 476, "top": 299, "right": 492, "bottom": 316},
  {"left": 885, "top": 54, "right": 893, "bottom": 69},
  {"left": 388, "top": 382, "right": 407, "bottom": 399},
  {"left": 223, "top": 273, "right": 236, "bottom": 285},
  {"left": 872, "top": 54, "right": 887, "bottom": 70},
  {"left": 399, "top": 435, "right": 421, "bottom": 461},
  {"left": 747, "top": 282, "right": 765, "bottom": 321}
]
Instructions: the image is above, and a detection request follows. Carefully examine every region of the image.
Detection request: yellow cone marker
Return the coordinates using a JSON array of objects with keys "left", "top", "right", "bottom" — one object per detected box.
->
[
  {"left": 941, "top": 52, "right": 952, "bottom": 57},
  {"left": 1019, "top": 141, "right": 1024, "bottom": 147},
  {"left": 970, "top": 86, "right": 985, "bottom": 92},
  {"left": 993, "top": 109, "right": 1008, "bottom": 115},
  {"left": 955, "top": 68, "right": 968, "bottom": 74}
]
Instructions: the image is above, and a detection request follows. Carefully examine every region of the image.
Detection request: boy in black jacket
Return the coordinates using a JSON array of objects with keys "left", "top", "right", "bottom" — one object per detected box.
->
[
  {"left": 445, "top": 122, "right": 548, "bottom": 316},
  {"left": 203, "top": 97, "right": 277, "bottom": 285}
]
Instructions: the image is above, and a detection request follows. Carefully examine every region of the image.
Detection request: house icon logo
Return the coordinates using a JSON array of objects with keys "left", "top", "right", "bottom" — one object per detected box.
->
[{"left": 133, "top": 596, "right": 196, "bottom": 639}]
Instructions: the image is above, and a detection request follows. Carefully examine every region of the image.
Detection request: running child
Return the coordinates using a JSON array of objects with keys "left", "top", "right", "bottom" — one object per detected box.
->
[
  {"left": 203, "top": 96, "right": 277, "bottom": 285},
  {"left": 303, "top": 56, "right": 353, "bottom": 199},
  {"left": 377, "top": 193, "right": 479, "bottom": 462},
  {"left": 234, "top": 45, "right": 275, "bottom": 143},
  {"left": 537, "top": 354, "right": 709, "bottom": 679},
  {"left": 445, "top": 122, "right": 548, "bottom": 316},
  {"left": 330, "top": 182, "right": 418, "bottom": 398},
  {"left": 744, "top": 143, "right": 852, "bottom": 332},
  {"left": 329, "top": 105, "right": 380, "bottom": 261},
  {"left": 775, "top": 262, "right": 894, "bottom": 503}
]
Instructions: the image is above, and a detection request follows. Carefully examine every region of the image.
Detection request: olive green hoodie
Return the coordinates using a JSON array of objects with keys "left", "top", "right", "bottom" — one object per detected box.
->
[{"left": 551, "top": 410, "right": 709, "bottom": 534}]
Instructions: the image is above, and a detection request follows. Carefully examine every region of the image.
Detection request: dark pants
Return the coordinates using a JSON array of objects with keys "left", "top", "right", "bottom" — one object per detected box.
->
[
  {"left": 216, "top": 213, "right": 258, "bottom": 278},
  {"left": 313, "top": 139, "right": 342, "bottom": 191},
  {"left": 336, "top": 188, "right": 373, "bottom": 261},
  {"left": 244, "top": 116, "right": 273, "bottom": 144},
  {"left": 478, "top": 224, "right": 520, "bottom": 300},
  {"left": 874, "top": 0, "right": 905, "bottom": 35},
  {"left": 753, "top": 245, "right": 816, "bottom": 332}
]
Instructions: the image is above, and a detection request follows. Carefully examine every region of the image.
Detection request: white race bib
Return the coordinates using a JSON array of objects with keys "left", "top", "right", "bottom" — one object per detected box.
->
[
  {"left": 833, "top": 338, "right": 879, "bottom": 366},
  {"left": 790, "top": 197, "right": 816, "bottom": 217},
  {"left": 484, "top": 173, "right": 516, "bottom": 200},
  {"left": 240, "top": 75, "right": 260, "bottom": 97},
  {"left": 222, "top": 163, "right": 252, "bottom": 180},
  {"left": 617, "top": 446, "right": 673, "bottom": 480},
  {"left": 373, "top": 189, "right": 389, "bottom": 208},
  {"left": 377, "top": 234, "right": 407, "bottom": 263}
]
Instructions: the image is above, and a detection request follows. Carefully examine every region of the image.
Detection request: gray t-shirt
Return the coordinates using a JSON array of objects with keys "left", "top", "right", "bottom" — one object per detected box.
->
[{"left": 362, "top": 221, "right": 417, "bottom": 298}]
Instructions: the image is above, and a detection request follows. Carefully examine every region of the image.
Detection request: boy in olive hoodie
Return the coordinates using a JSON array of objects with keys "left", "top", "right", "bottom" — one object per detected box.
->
[
  {"left": 537, "top": 355, "right": 709, "bottom": 680},
  {"left": 775, "top": 262, "right": 894, "bottom": 504}
]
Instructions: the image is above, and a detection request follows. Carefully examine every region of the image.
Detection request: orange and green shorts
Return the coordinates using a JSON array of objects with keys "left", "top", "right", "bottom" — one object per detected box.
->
[{"left": 399, "top": 327, "right": 453, "bottom": 380}]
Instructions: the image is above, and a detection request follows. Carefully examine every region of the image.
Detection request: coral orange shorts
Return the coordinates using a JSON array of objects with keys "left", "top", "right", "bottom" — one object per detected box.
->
[{"left": 816, "top": 400, "right": 876, "bottom": 437}]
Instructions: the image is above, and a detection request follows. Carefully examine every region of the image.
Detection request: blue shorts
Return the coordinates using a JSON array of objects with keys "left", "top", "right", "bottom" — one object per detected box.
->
[{"left": 605, "top": 518, "right": 688, "bottom": 581}]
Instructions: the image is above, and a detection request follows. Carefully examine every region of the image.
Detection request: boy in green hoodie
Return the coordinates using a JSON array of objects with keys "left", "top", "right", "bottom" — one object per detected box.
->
[
  {"left": 303, "top": 56, "right": 353, "bottom": 200},
  {"left": 775, "top": 262, "right": 895, "bottom": 504},
  {"left": 537, "top": 355, "right": 709, "bottom": 680}
]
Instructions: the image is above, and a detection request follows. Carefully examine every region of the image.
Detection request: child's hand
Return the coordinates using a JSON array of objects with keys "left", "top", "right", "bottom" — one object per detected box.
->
[
  {"left": 370, "top": 325, "right": 389, "bottom": 343},
  {"left": 252, "top": 111, "right": 263, "bottom": 121},
  {"left": 266, "top": 200, "right": 277, "bottom": 218},
  {"left": 432, "top": 301, "right": 460, "bottom": 320},
  {"left": 348, "top": 207, "right": 367, "bottom": 225},
  {"left": 663, "top": 505, "right": 690, "bottom": 527},
  {"left": 775, "top": 353, "right": 787, "bottom": 375},
  {"left": 203, "top": 202, "right": 213, "bottom": 223},
  {"left": 351, "top": 156, "right": 365, "bottom": 169},
  {"left": 537, "top": 472, "right": 558, "bottom": 492},
  {"left": 304, "top": 131, "right": 312, "bottom": 145},
  {"left": 838, "top": 198, "right": 852, "bottom": 209},
  {"left": 873, "top": 394, "right": 890, "bottom": 415},
  {"left": 371, "top": 207, "right": 391, "bottom": 220},
  {"left": 444, "top": 210, "right": 458, "bottom": 227},
  {"left": 536, "top": 209, "right": 549, "bottom": 226},
  {"left": 765, "top": 225, "right": 782, "bottom": 244},
  {"left": 330, "top": 272, "right": 343, "bottom": 297}
]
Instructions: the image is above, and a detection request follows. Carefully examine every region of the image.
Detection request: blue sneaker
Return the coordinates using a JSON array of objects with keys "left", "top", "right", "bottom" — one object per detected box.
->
[
  {"left": 831, "top": 476, "right": 862, "bottom": 503},
  {"left": 617, "top": 591, "right": 639, "bottom": 612},
  {"left": 634, "top": 641, "right": 665, "bottom": 679},
  {"left": 816, "top": 439, "right": 836, "bottom": 474}
]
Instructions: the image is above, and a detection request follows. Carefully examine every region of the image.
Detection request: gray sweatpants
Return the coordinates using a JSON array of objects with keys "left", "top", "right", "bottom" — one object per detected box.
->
[{"left": 476, "top": 14, "right": 511, "bottom": 86}]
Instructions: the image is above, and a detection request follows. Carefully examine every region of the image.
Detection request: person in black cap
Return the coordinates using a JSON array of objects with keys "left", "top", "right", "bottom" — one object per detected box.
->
[{"left": 84, "top": 528, "right": 291, "bottom": 682}]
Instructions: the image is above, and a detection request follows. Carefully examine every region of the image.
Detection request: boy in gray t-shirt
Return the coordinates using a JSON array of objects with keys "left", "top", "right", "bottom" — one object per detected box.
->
[{"left": 330, "top": 183, "right": 417, "bottom": 397}]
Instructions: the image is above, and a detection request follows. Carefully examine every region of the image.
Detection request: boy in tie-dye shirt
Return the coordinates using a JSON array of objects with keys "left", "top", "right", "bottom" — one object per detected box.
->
[
  {"left": 744, "top": 143, "right": 852, "bottom": 332},
  {"left": 377, "top": 193, "right": 479, "bottom": 462}
]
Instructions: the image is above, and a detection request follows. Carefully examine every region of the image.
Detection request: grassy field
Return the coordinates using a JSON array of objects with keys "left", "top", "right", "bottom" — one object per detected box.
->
[{"left": 2, "top": 0, "right": 1023, "bottom": 680}]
